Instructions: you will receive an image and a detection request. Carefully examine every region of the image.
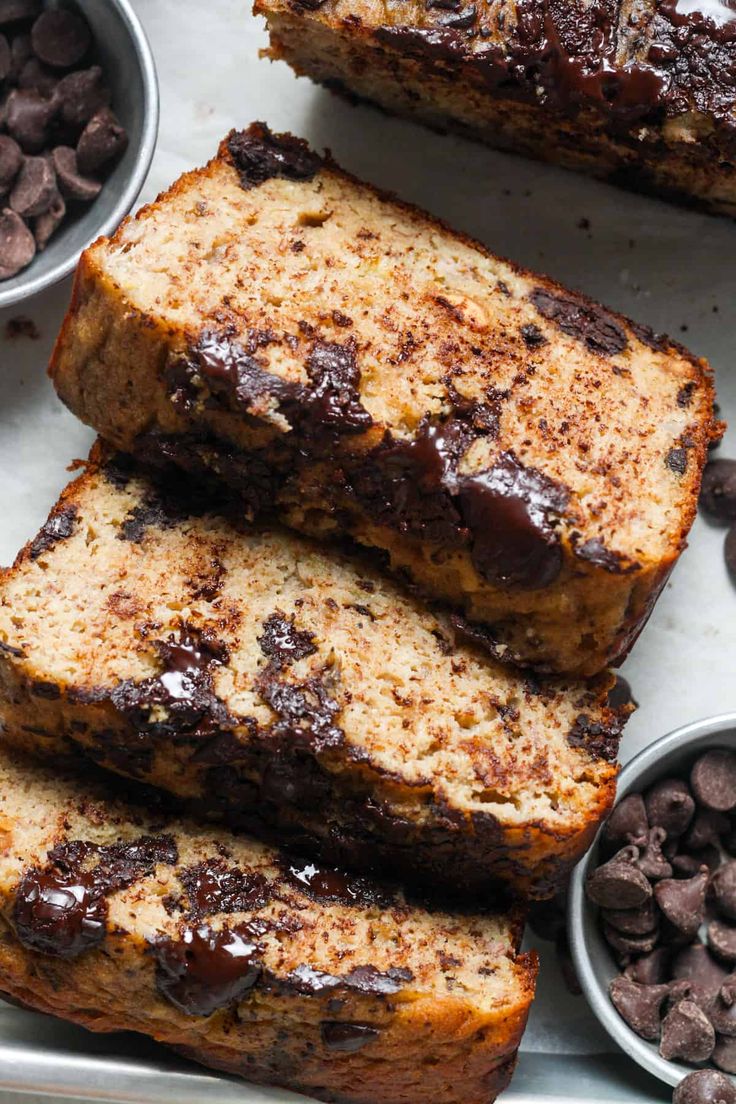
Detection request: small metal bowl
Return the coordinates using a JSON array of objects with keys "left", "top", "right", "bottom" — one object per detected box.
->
[
  {"left": 569, "top": 712, "right": 736, "bottom": 1090},
  {"left": 0, "top": 0, "right": 158, "bottom": 310}
]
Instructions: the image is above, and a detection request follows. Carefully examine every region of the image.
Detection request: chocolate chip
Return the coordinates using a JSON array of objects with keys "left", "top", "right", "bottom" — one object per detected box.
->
[
  {"left": 666, "top": 979, "right": 714, "bottom": 1016},
  {"left": 31, "top": 9, "right": 91, "bottom": 69},
  {"left": 603, "top": 899, "right": 658, "bottom": 935},
  {"left": 691, "top": 750, "right": 736, "bottom": 812},
  {"left": 713, "top": 862, "right": 736, "bottom": 921},
  {"left": 709, "top": 920, "right": 736, "bottom": 965},
  {"left": 673, "top": 1070, "right": 736, "bottom": 1104},
  {"left": 0, "top": 1, "right": 40, "bottom": 25},
  {"left": 659, "top": 1000, "right": 715, "bottom": 1063},
  {"left": 603, "top": 794, "right": 649, "bottom": 849},
  {"left": 645, "top": 778, "right": 695, "bottom": 838},
  {"left": 673, "top": 847, "right": 720, "bottom": 879},
  {"left": 0, "top": 135, "right": 22, "bottom": 188},
  {"left": 320, "top": 1021, "right": 380, "bottom": 1052},
  {"left": 713, "top": 1035, "right": 736, "bottom": 1074},
  {"left": 603, "top": 923, "right": 660, "bottom": 956},
  {"left": 711, "top": 980, "right": 736, "bottom": 1036},
  {"left": 609, "top": 976, "right": 669, "bottom": 1040},
  {"left": 51, "top": 146, "right": 99, "bottom": 201},
  {"left": 700, "top": 460, "right": 736, "bottom": 523},
  {"left": 635, "top": 827, "right": 673, "bottom": 881},
  {"left": 685, "top": 809, "right": 730, "bottom": 851},
  {"left": 726, "top": 526, "right": 736, "bottom": 581},
  {"left": 655, "top": 871, "right": 708, "bottom": 939},
  {"left": 625, "top": 947, "right": 672, "bottom": 986},
  {"left": 0, "top": 32, "right": 9, "bottom": 80},
  {"left": 672, "top": 944, "right": 730, "bottom": 999},
  {"left": 6, "top": 88, "right": 51, "bottom": 153},
  {"left": 18, "top": 57, "right": 57, "bottom": 97},
  {"left": 76, "top": 107, "right": 127, "bottom": 174},
  {"left": 10, "top": 154, "right": 56, "bottom": 217},
  {"left": 586, "top": 848, "right": 653, "bottom": 909},
  {"left": 33, "top": 188, "right": 63, "bottom": 249},
  {"left": 8, "top": 33, "right": 31, "bottom": 81},
  {"left": 0, "top": 206, "right": 34, "bottom": 277},
  {"left": 52, "top": 66, "right": 109, "bottom": 129}
]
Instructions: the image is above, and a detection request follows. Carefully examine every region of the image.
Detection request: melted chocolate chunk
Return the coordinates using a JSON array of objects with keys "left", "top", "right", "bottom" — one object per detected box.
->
[
  {"left": 530, "top": 288, "right": 627, "bottom": 357},
  {"left": 666, "top": 447, "right": 689, "bottom": 475},
  {"left": 568, "top": 713, "right": 622, "bottom": 762},
  {"left": 12, "top": 834, "right": 177, "bottom": 958},
  {"left": 286, "top": 962, "right": 412, "bottom": 996},
  {"left": 458, "top": 451, "right": 569, "bottom": 588},
  {"left": 304, "top": 338, "right": 373, "bottom": 432},
  {"left": 574, "top": 537, "right": 639, "bottom": 574},
  {"left": 152, "top": 924, "right": 263, "bottom": 1016},
  {"left": 320, "top": 1021, "right": 380, "bottom": 1052},
  {"left": 255, "top": 666, "right": 344, "bottom": 752},
  {"left": 111, "top": 627, "right": 232, "bottom": 742},
  {"left": 227, "top": 123, "right": 322, "bottom": 189},
  {"left": 283, "top": 859, "right": 393, "bottom": 907},
  {"left": 118, "top": 500, "right": 172, "bottom": 544},
  {"left": 520, "top": 322, "right": 547, "bottom": 348},
  {"left": 258, "top": 612, "right": 318, "bottom": 670},
  {"left": 29, "top": 504, "right": 77, "bottom": 559},
  {"left": 180, "top": 860, "right": 272, "bottom": 921}
]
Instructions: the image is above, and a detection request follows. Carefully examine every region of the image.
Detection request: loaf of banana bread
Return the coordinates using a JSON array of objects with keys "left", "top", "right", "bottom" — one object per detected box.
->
[
  {"left": 0, "top": 445, "right": 624, "bottom": 900},
  {"left": 258, "top": 0, "right": 736, "bottom": 216},
  {"left": 0, "top": 744, "right": 536, "bottom": 1104},
  {"left": 49, "top": 125, "right": 718, "bottom": 676}
]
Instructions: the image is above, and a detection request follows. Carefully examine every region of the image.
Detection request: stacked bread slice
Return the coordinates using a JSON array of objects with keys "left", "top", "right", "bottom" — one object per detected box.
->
[{"left": 0, "top": 125, "right": 718, "bottom": 1103}]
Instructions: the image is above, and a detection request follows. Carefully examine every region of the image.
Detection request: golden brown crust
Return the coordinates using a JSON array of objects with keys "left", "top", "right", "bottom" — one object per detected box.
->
[
  {"left": 0, "top": 746, "right": 536, "bottom": 1104},
  {"left": 0, "top": 447, "right": 622, "bottom": 900}
]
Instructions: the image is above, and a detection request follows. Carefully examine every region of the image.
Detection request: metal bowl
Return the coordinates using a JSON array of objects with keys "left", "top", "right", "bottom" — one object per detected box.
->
[
  {"left": 0, "top": 0, "right": 158, "bottom": 310},
  {"left": 569, "top": 712, "right": 736, "bottom": 1090}
]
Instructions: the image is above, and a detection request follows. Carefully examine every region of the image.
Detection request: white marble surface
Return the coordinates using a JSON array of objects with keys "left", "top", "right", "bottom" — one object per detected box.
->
[{"left": 1, "top": 0, "right": 735, "bottom": 1099}]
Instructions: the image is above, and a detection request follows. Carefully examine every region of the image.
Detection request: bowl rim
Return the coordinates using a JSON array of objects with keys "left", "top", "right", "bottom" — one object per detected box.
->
[
  {"left": 569, "top": 711, "right": 736, "bottom": 1090},
  {"left": 0, "top": 0, "right": 159, "bottom": 312}
]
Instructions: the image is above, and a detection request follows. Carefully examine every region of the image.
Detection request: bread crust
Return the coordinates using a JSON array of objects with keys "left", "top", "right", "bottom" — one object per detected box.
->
[
  {"left": 0, "top": 447, "right": 623, "bottom": 900},
  {"left": 256, "top": 0, "right": 736, "bottom": 216},
  {"left": 0, "top": 747, "right": 536, "bottom": 1104},
  {"left": 49, "top": 126, "right": 717, "bottom": 677}
]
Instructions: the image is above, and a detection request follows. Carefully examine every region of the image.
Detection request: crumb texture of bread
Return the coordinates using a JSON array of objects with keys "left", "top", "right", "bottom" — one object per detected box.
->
[
  {"left": 0, "top": 448, "right": 623, "bottom": 900},
  {"left": 256, "top": 0, "right": 736, "bottom": 216},
  {"left": 0, "top": 745, "right": 536, "bottom": 1104},
  {"left": 49, "top": 126, "right": 717, "bottom": 677}
]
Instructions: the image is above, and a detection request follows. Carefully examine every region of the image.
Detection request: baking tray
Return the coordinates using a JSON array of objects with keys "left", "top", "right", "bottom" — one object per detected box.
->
[{"left": 1, "top": 0, "right": 735, "bottom": 1100}]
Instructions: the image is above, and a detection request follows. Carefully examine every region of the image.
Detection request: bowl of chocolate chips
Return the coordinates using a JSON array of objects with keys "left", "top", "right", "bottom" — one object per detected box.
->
[
  {"left": 570, "top": 713, "right": 736, "bottom": 1096},
  {"left": 0, "top": 0, "right": 157, "bottom": 308}
]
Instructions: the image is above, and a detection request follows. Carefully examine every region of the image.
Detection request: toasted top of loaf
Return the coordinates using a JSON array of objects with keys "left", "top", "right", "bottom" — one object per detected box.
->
[
  {"left": 59, "top": 125, "right": 716, "bottom": 580},
  {"left": 0, "top": 446, "right": 620, "bottom": 844},
  {"left": 258, "top": 0, "right": 736, "bottom": 136},
  {"left": 0, "top": 744, "right": 534, "bottom": 1026}
]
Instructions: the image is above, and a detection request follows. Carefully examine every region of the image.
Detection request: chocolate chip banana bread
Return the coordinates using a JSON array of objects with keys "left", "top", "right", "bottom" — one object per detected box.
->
[
  {"left": 258, "top": 0, "right": 736, "bottom": 216},
  {"left": 0, "top": 744, "right": 536, "bottom": 1104},
  {"left": 0, "top": 445, "right": 624, "bottom": 900},
  {"left": 49, "top": 125, "right": 718, "bottom": 676}
]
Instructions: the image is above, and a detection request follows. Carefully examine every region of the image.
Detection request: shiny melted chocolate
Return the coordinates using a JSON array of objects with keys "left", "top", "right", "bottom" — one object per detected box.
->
[
  {"left": 320, "top": 1021, "right": 380, "bottom": 1052},
  {"left": 283, "top": 860, "right": 394, "bottom": 908},
  {"left": 152, "top": 924, "right": 263, "bottom": 1016},
  {"left": 227, "top": 124, "right": 323, "bottom": 189}
]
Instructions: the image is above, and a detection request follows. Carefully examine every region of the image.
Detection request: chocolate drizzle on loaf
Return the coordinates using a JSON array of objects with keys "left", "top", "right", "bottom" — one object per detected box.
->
[
  {"left": 29, "top": 505, "right": 78, "bottom": 560},
  {"left": 12, "top": 834, "right": 178, "bottom": 957},
  {"left": 227, "top": 123, "right": 323, "bottom": 189}
]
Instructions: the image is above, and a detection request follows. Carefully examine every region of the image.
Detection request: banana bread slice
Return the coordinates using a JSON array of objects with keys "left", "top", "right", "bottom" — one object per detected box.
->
[
  {"left": 0, "top": 744, "right": 536, "bottom": 1104},
  {"left": 49, "top": 125, "right": 718, "bottom": 677},
  {"left": 258, "top": 0, "right": 736, "bottom": 216},
  {"left": 0, "top": 445, "right": 624, "bottom": 901}
]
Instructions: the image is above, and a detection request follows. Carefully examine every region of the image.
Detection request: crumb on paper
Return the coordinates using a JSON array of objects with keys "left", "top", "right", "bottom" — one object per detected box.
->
[{"left": 4, "top": 317, "right": 39, "bottom": 341}]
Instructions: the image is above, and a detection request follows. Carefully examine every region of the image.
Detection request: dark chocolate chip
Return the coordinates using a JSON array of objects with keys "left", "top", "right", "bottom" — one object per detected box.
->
[
  {"left": 0, "top": 206, "right": 34, "bottom": 278},
  {"left": 672, "top": 943, "right": 729, "bottom": 999},
  {"left": 691, "top": 749, "right": 736, "bottom": 812},
  {"left": 5, "top": 88, "right": 52, "bottom": 153},
  {"left": 635, "top": 827, "right": 673, "bottom": 881},
  {"left": 654, "top": 871, "right": 708, "bottom": 939},
  {"left": 673, "top": 1070, "right": 736, "bottom": 1104},
  {"left": 659, "top": 1000, "right": 715, "bottom": 1063},
  {"left": 603, "top": 923, "right": 660, "bottom": 956},
  {"left": 603, "top": 794, "right": 649, "bottom": 849},
  {"left": 711, "top": 980, "right": 736, "bottom": 1036},
  {"left": 17, "top": 56, "right": 57, "bottom": 97},
  {"left": 709, "top": 919, "right": 736, "bottom": 965},
  {"left": 645, "top": 778, "right": 695, "bottom": 838},
  {"left": 726, "top": 526, "right": 736, "bottom": 582},
  {"left": 586, "top": 848, "right": 652, "bottom": 909},
  {"left": 665, "top": 979, "right": 714, "bottom": 1017},
  {"left": 700, "top": 460, "right": 736, "bottom": 523},
  {"left": 603, "top": 899, "right": 658, "bottom": 935},
  {"left": 713, "top": 862, "right": 736, "bottom": 921},
  {"left": 0, "top": 0, "right": 39, "bottom": 25},
  {"left": 76, "top": 107, "right": 127, "bottom": 174},
  {"left": 9, "top": 154, "right": 56, "bottom": 217},
  {"left": 33, "top": 189, "right": 63, "bottom": 249},
  {"left": 320, "top": 1021, "right": 380, "bottom": 1052},
  {"left": 673, "top": 846, "right": 721, "bottom": 878},
  {"left": 684, "top": 809, "right": 730, "bottom": 851},
  {"left": 8, "top": 33, "right": 31, "bottom": 81},
  {"left": 0, "top": 135, "right": 22, "bottom": 188},
  {"left": 51, "top": 146, "right": 100, "bottom": 201},
  {"left": 52, "top": 66, "right": 109, "bottom": 129},
  {"left": 624, "top": 947, "right": 672, "bottom": 986},
  {"left": 713, "top": 1035, "right": 736, "bottom": 1074},
  {"left": 609, "top": 976, "right": 669, "bottom": 1040},
  {"left": 31, "top": 9, "right": 91, "bottom": 69},
  {"left": 0, "top": 32, "right": 9, "bottom": 79}
]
